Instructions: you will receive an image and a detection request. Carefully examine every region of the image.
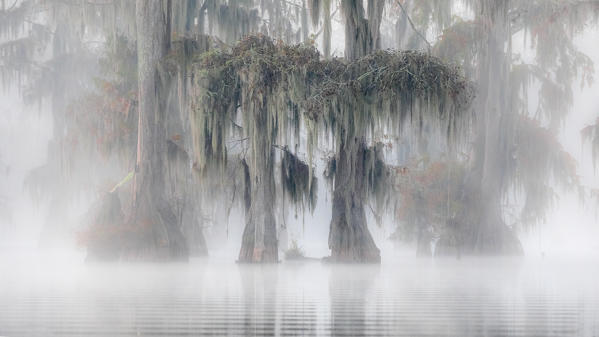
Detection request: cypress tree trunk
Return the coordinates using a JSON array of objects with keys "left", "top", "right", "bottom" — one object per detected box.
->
[
  {"left": 322, "top": 0, "right": 331, "bottom": 58},
  {"left": 465, "top": 0, "right": 521, "bottom": 255},
  {"left": 475, "top": 1, "right": 522, "bottom": 255},
  {"left": 238, "top": 108, "right": 278, "bottom": 263},
  {"left": 328, "top": 136, "right": 380, "bottom": 263},
  {"left": 341, "top": 0, "right": 384, "bottom": 60},
  {"left": 326, "top": 0, "right": 384, "bottom": 263},
  {"left": 436, "top": 0, "right": 522, "bottom": 256},
  {"left": 165, "top": 139, "right": 208, "bottom": 256},
  {"left": 184, "top": 0, "right": 197, "bottom": 34},
  {"left": 126, "top": 0, "right": 187, "bottom": 260},
  {"left": 301, "top": 0, "right": 309, "bottom": 42},
  {"left": 167, "top": 38, "right": 212, "bottom": 257}
]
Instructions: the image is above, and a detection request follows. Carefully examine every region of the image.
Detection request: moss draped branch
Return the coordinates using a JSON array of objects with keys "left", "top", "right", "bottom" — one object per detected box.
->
[{"left": 181, "top": 35, "right": 474, "bottom": 217}]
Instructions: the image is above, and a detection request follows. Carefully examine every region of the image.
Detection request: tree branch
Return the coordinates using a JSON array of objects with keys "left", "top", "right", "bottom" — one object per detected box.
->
[{"left": 395, "top": 0, "right": 431, "bottom": 53}]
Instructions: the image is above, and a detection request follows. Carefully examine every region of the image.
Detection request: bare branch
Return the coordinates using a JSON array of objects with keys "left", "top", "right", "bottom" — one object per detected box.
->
[{"left": 395, "top": 0, "right": 432, "bottom": 53}]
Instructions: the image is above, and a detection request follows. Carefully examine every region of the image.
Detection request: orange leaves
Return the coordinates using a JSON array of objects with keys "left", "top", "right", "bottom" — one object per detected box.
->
[
  {"left": 394, "top": 160, "right": 464, "bottom": 227},
  {"left": 98, "top": 79, "right": 133, "bottom": 116},
  {"left": 76, "top": 220, "right": 152, "bottom": 248}
]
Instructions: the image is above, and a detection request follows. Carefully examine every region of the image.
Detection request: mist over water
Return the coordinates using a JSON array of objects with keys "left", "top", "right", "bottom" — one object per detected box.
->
[
  {"left": 3, "top": 0, "right": 599, "bottom": 336},
  {"left": 2, "top": 254, "right": 599, "bottom": 336}
]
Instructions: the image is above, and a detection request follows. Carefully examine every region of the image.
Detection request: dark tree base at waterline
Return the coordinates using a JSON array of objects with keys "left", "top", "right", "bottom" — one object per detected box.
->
[
  {"left": 84, "top": 192, "right": 189, "bottom": 262},
  {"left": 435, "top": 219, "right": 524, "bottom": 257},
  {"left": 237, "top": 217, "right": 279, "bottom": 263},
  {"left": 322, "top": 253, "right": 381, "bottom": 264},
  {"left": 327, "top": 137, "right": 382, "bottom": 264},
  {"left": 327, "top": 201, "right": 382, "bottom": 264}
]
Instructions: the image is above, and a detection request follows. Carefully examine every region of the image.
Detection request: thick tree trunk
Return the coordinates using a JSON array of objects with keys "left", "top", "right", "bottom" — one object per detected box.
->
[
  {"left": 301, "top": 1, "right": 309, "bottom": 42},
  {"left": 470, "top": 198, "right": 522, "bottom": 255},
  {"left": 327, "top": 0, "right": 384, "bottom": 263},
  {"left": 472, "top": 0, "right": 522, "bottom": 255},
  {"left": 125, "top": 0, "right": 187, "bottom": 260},
  {"left": 437, "top": 0, "right": 522, "bottom": 256},
  {"left": 322, "top": 0, "right": 331, "bottom": 58},
  {"left": 435, "top": 194, "right": 522, "bottom": 256},
  {"left": 238, "top": 109, "right": 278, "bottom": 263},
  {"left": 327, "top": 136, "right": 380, "bottom": 263},
  {"left": 342, "top": 0, "right": 384, "bottom": 61},
  {"left": 184, "top": 0, "right": 197, "bottom": 34},
  {"left": 166, "top": 140, "right": 208, "bottom": 257},
  {"left": 165, "top": 38, "right": 212, "bottom": 257},
  {"left": 165, "top": 0, "right": 172, "bottom": 50}
]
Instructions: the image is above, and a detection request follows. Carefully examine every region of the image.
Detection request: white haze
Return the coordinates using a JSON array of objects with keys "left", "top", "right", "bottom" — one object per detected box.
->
[
  {"left": 520, "top": 26, "right": 599, "bottom": 258},
  {"left": 1, "top": 17, "right": 599, "bottom": 262},
  {"left": 2, "top": 3, "right": 599, "bottom": 337}
]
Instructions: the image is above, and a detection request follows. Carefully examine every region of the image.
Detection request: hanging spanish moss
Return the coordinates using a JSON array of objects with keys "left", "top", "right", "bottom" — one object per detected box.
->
[
  {"left": 280, "top": 147, "right": 318, "bottom": 213},
  {"left": 184, "top": 34, "right": 472, "bottom": 262},
  {"left": 428, "top": 0, "right": 599, "bottom": 256},
  {"left": 4, "top": 0, "right": 597, "bottom": 267}
]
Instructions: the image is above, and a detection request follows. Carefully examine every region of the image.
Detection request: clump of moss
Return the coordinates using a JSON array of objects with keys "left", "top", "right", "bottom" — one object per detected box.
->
[
  {"left": 188, "top": 34, "right": 473, "bottom": 171},
  {"left": 179, "top": 35, "right": 474, "bottom": 260},
  {"left": 280, "top": 147, "right": 317, "bottom": 212}
]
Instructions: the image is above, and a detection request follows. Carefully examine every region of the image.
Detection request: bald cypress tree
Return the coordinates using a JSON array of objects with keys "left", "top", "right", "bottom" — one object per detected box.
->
[
  {"left": 117, "top": 0, "right": 187, "bottom": 260},
  {"left": 324, "top": 0, "right": 386, "bottom": 263},
  {"left": 394, "top": 0, "right": 599, "bottom": 256},
  {"left": 187, "top": 29, "right": 473, "bottom": 263},
  {"left": 439, "top": 0, "right": 522, "bottom": 255}
]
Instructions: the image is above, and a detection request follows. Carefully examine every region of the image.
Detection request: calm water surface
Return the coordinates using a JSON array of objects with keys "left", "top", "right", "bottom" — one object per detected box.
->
[{"left": 1, "top": 254, "right": 598, "bottom": 336}]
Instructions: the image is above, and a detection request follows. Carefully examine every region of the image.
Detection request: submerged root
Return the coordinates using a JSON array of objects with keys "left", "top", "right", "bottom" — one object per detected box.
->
[
  {"left": 123, "top": 193, "right": 188, "bottom": 261},
  {"left": 82, "top": 191, "right": 188, "bottom": 261}
]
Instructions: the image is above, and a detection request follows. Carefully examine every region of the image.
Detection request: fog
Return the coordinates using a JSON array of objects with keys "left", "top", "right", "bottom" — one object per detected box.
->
[
  {"left": 2, "top": 0, "right": 599, "bottom": 336},
  {"left": 2, "top": 255, "right": 599, "bottom": 335}
]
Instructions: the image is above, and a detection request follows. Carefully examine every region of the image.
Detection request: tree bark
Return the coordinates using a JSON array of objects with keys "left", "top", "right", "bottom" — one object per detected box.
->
[
  {"left": 238, "top": 109, "right": 278, "bottom": 263},
  {"left": 165, "top": 0, "right": 172, "bottom": 50},
  {"left": 436, "top": 0, "right": 522, "bottom": 256},
  {"left": 469, "top": 0, "right": 522, "bottom": 255},
  {"left": 326, "top": 0, "right": 385, "bottom": 263},
  {"left": 328, "top": 136, "right": 380, "bottom": 263},
  {"left": 184, "top": 0, "right": 198, "bottom": 34},
  {"left": 341, "top": 0, "right": 384, "bottom": 61},
  {"left": 322, "top": 0, "right": 331, "bottom": 58},
  {"left": 165, "top": 37, "right": 213, "bottom": 257},
  {"left": 127, "top": 0, "right": 187, "bottom": 260}
]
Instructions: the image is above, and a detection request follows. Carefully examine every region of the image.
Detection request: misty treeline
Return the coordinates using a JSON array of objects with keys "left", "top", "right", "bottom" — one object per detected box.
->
[{"left": 1, "top": 0, "right": 598, "bottom": 262}]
